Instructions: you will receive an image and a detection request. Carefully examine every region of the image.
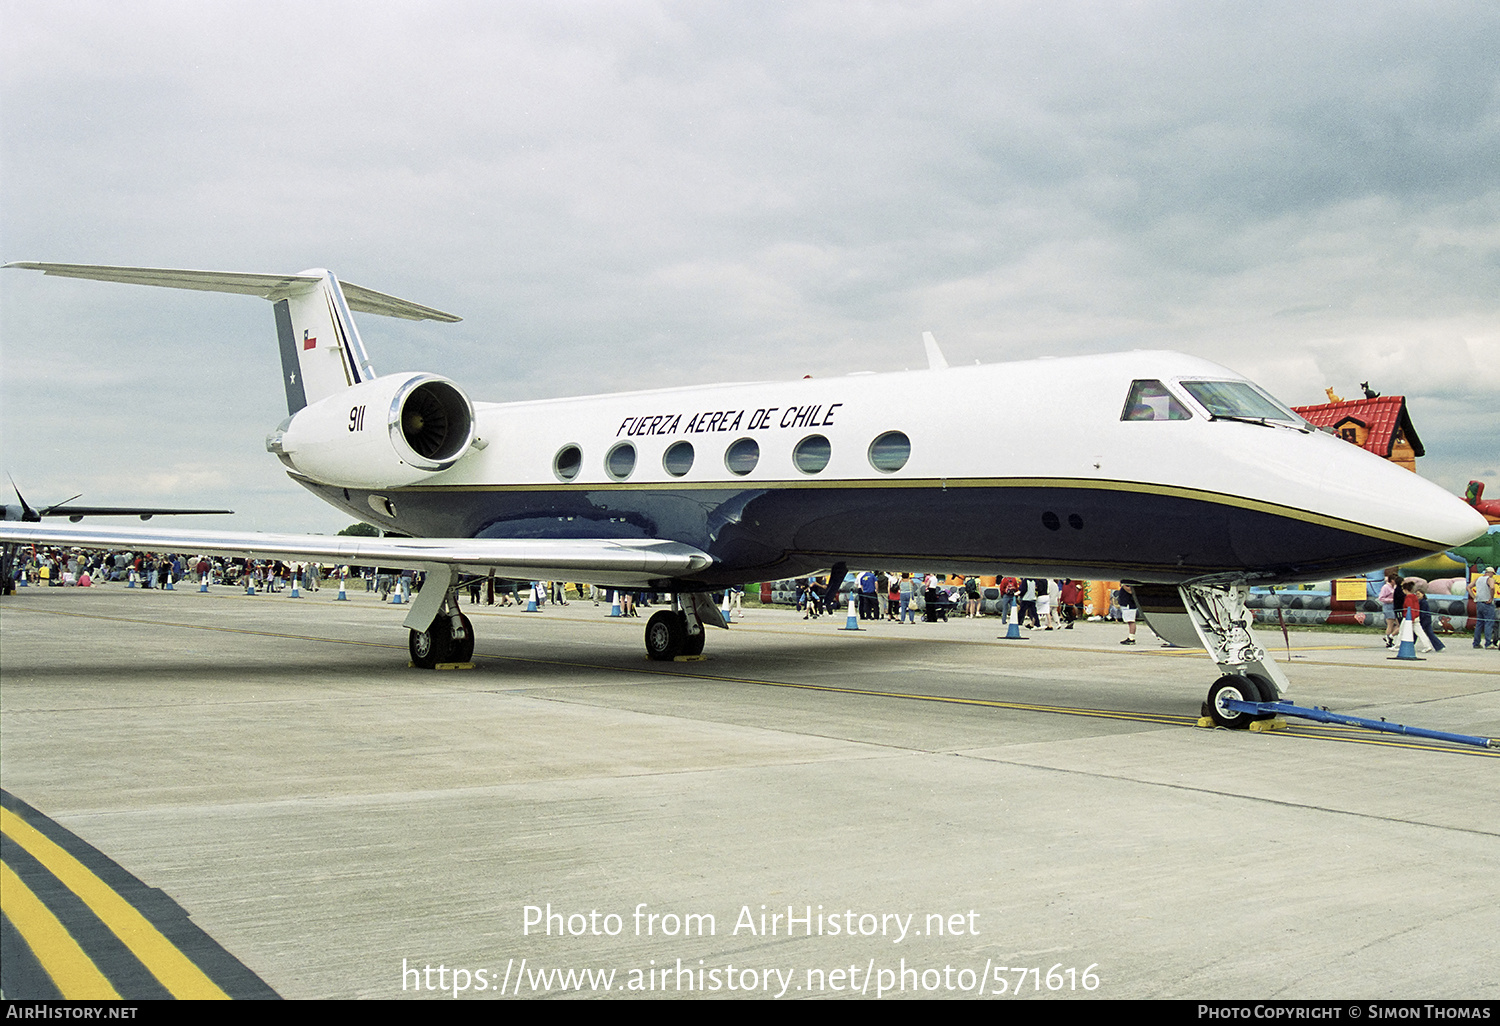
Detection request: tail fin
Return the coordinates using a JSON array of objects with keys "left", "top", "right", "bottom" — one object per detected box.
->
[
  {"left": 4, "top": 262, "right": 461, "bottom": 414},
  {"left": 273, "top": 269, "right": 378, "bottom": 412}
]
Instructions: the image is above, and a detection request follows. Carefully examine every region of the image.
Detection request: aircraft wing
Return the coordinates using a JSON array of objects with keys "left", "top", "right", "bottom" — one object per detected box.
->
[
  {"left": 40, "top": 506, "right": 234, "bottom": 521},
  {"left": 0, "top": 522, "right": 712, "bottom": 586}
]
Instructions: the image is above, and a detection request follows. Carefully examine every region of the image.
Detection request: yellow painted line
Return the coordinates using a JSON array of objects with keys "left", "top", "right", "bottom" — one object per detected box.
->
[
  {"left": 0, "top": 807, "right": 229, "bottom": 1000},
  {"left": 716, "top": 679, "right": 1194, "bottom": 725},
  {"left": 1267, "top": 727, "right": 1500, "bottom": 757},
  {"left": 1289, "top": 659, "right": 1500, "bottom": 676},
  {"left": 7, "top": 607, "right": 405, "bottom": 650},
  {"left": 709, "top": 620, "right": 1500, "bottom": 674},
  {"left": 489, "top": 650, "right": 1198, "bottom": 726},
  {"left": 10, "top": 607, "right": 1492, "bottom": 750},
  {"left": 0, "top": 860, "right": 121, "bottom": 1000},
  {"left": 481, "top": 650, "right": 1499, "bottom": 756},
  {"left": 1146, "top": 644, "right": 1372, "bottom": 657}
]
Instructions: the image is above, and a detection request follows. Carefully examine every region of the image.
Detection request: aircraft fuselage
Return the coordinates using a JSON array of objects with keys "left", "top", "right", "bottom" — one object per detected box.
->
[{"left": 293, "top": 350, "right": 1478, "bottom": 588}]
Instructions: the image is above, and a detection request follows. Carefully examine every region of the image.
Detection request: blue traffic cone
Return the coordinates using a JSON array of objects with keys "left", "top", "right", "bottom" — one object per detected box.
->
[
  {"left": 609, "top": 590, "right": 622, "bottom": 617},
  {"left": 245, "top": 578, "right": 256, "bottom": 596},
  {"left": 336, "top": 575, "right": 348, "bottom": 601},
  {"left": 127, "top": 571, "right": 137, "bottom": 589},
  {"left": 839, "top": 593, "right": 863, "bottom": 631},
  {"left": 998, "top": 603, "right": 1026, "bottom": 640},
  {"left": 199, "top": 575, "right": 209, "bottom": 593},
  {"left": 526, "top": 585, "right": 539, "bottom": 612},
  {"left": 1391, "top": 611, "right": 1420, "bottom": 661},
  {"left": 164, "top": 574, "right": 174, "bottom": 591}
]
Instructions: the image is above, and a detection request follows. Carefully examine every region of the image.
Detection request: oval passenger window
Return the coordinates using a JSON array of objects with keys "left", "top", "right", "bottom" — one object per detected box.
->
[
  {"left": 868, "top": 431, "right": 910, "bottom": 473},
  {"left": 663, "top": 440, "right": 695, "bottom": 477},
  {"left": 725, "top": 438, "right": 760, "bottom": 476},
  {"left": 606, "top": 442, "right": 636, "bottom": 481},
  {"left": 793, "top": 434, "right": 831, "bottom": 474},
  {"left": 554, "top": 444, "right": 582, "bottom": 481}
]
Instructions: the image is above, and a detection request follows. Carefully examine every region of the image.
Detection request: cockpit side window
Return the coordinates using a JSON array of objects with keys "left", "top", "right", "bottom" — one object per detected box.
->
[
  {"left": 1121, "top": 379, "right": 1192, "bottom": 421},
  {"left": 1179, "top": 380, "right": 1300, "bottom": 423}
]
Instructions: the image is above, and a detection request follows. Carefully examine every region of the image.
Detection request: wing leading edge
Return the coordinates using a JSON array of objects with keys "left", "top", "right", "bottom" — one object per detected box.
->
[{"left": 0, "top": 522, "right": 711, "bottom": 586}]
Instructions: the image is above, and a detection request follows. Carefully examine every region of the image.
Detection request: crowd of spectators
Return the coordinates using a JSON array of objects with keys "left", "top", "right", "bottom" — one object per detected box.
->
[
  {"left": 10, "top": 549, "right": 1142, "bottom": 644},
  {"left": 7, "top": 548, "right": 337, "bottom": 591},
  {"left": 791, "top": 571, "right": 1113, "bottom": 628}
]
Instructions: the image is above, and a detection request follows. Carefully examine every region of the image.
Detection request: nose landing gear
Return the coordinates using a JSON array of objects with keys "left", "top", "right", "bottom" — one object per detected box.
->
[
  {"left": 1205, "top": 673, "right": 1277, "bottom": 729},
  {"left": 1174, "top": 581, "right": 1291, "bottom": 729}
]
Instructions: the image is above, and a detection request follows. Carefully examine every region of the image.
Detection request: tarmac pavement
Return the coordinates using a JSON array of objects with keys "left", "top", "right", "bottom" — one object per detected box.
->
[{"left": 1, "top": 584, "right": 1496, "bottom": 1000}]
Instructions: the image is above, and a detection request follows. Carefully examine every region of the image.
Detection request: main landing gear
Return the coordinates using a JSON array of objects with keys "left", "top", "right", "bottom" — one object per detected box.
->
[
  {"left": 401, "top": 574, "right": 732, "bottom": 668},
  {"left": 404, "top": 566, "right": 475, "bottom": 668},
  {"left": 644, "top": 592, "right": 725, "bottom": 660},
  {"left": 409, "top": 611, "right": 474, "bottom": 668}
]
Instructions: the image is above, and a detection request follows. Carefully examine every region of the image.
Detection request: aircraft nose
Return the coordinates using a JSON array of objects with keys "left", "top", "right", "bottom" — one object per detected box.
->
[
  {"left": 1388, "top": 470, "right": 1491, "bottom": 549},
  {"left": 1433, "top": 494, "right": 1492, "bottom": 548},
  {"left": 1321, "top": 438, "right": 1491, "bottom": 552}
]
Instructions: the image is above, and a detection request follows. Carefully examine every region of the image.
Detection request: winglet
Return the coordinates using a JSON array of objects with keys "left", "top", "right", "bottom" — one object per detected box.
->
[{"left": 923, "top": 331, "right": 949, "bottom": 371}]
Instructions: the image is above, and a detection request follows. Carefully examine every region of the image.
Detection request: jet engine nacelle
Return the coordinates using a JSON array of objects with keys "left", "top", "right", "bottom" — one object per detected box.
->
[{"left": 266, "top": 372, "right": 476, "bottom": 488}]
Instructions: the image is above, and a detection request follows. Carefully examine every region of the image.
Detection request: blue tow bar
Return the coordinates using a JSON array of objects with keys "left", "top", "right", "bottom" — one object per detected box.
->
[{"left": 1221, "top": 698, "right": 1498, "bottom": 750}]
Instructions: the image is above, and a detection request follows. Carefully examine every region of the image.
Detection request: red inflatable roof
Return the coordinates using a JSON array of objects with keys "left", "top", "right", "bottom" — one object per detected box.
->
[{"left": 1291, "top": 396, "right": 1425, "bottom": 459}]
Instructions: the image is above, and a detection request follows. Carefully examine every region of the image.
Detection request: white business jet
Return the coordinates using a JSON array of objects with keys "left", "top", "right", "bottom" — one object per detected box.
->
[{"left": 2, "top": 263, "right": 1487, "bottom": 726}]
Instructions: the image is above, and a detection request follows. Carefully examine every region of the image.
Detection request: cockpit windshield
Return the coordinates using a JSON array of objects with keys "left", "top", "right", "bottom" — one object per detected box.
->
[
  {"left": 1179, "top": 380, "right": 1302, "bottom": 424},
  {"left": 1121, "top": 379, "right": 1192, "bottom": 421}
]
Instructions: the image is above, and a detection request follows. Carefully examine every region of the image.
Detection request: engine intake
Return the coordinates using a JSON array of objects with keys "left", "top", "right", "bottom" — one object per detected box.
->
[
  {"left": 268, "top": 373, "right": 476, "bottom": 488},
  {"left": 392, "top": 378, "right": 472, "bottom": 469}
]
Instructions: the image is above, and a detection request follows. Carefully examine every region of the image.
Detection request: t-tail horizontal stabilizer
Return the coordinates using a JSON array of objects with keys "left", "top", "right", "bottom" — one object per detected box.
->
[{"left": 4, "top": 262, "right": 461, "bottom": 415}]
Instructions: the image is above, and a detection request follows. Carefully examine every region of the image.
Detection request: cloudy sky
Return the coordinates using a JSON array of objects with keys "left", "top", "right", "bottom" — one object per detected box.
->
[{"left": 3, "top": 1, "right": 1497, "bottom": 533}]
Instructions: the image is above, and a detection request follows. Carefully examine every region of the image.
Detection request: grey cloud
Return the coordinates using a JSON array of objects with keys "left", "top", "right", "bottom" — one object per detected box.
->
[{"left": 3, "top": 0, "right": 1497, "bottom": 529}]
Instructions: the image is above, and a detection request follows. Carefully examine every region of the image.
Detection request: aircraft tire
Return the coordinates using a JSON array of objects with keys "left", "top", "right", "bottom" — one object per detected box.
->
[
  {"left": 1243, "top": 673, "right": 1278, "bottom": 719},
  {"left": 645, "top": 610, "right": 685, "bottom": 661},
  {"left": 1206, "top": 674, "right": 1258, "bottom": 729},
  {"left": 682, "top": 627, "right": 705, "bottom": 656},
  {"left": 410, "top": 624, "right": 452, "bottom": 669},
  {"left": 452, "top": 613, "right": 475, "bottom": 664}
]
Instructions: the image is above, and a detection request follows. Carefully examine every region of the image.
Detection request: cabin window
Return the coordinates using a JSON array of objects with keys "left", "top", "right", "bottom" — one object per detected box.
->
[
  {"left": 1121, "top": 380, "right": 1192, "bottom": 421},
  {"left": 605, "top": 442, "right": 637, "bottom": 481},
  {"left": 725, "top": 437, "right": 760, "bottom": 476},
  {"left": 663, "top": 440, "right": 694, "bottom": 477},
  {"left": 868, "top": 431, "right": 911, "bottom": 473},
  {"left": 793, "top": 434, "right": 831, "bottom": 474},
  {"left": 1179, "top": 380, "right": 1300, "bottom": 423},
  {"left": 554, "top": 444, "right": 582, "bottom": 481}
]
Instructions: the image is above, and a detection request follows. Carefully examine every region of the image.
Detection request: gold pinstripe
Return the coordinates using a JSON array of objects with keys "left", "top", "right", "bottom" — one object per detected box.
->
[{"left": 323, "top": 475, "right": 1441, "bottom": 550}]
